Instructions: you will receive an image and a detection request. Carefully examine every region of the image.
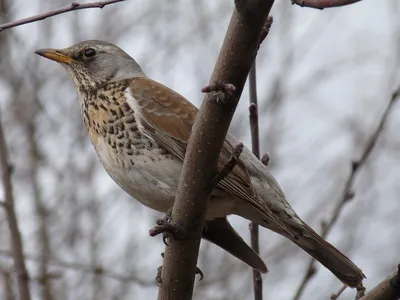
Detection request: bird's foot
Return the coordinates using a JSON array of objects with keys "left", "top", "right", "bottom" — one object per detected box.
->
[
  {"left": 201, "top": 82, "right": 236, "bottom": 104},
  {"left": 149, "top": 208, "right": 187, "bottom": 243},
  {"left": 156, "top": 253, "right": 204, "bottom": 286}
]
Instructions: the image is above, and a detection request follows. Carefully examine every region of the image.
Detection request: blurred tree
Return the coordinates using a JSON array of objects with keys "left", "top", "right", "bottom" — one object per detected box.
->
[{"left": 0, "top": 1, "right": 399, "bottom": 299}]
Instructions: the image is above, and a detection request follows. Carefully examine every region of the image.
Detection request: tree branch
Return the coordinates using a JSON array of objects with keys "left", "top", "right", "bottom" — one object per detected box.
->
[
  {"left": 0, "top": 248, "right": 152, "bottom": 286},
  {"left": 0, "top": 0, "right": 126, "bottom": 32},
  {"left": 249, "top": 62, "right": 263, "bottom": 300},
  {"left": 291, "top": 0, "right": 363, "bottom": 9},
  {"left": 157, "top": 1, "right": 275, "bottom": 299},
  {"left": 292, "top": 87, "right": 400, "bottom": 300},
  {"left": 359, "top": 265, "right": 400, "bottom": 300},
  {"left": 0, "top": 115, "right": 31, "bottom": 300}
]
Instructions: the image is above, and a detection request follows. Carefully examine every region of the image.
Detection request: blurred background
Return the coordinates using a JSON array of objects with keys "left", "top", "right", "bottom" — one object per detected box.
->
[{"left": 0, "top": 0, "right": 399, "bottom": 299}]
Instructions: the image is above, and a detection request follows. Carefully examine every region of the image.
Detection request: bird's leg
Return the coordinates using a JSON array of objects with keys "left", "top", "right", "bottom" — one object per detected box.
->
[
  {"left": 201, "top": 82, "right": 236, "bottom": 104},
  {"left": 149, "top": 207, "right": 187, "bottom": 241},
  {"left": 156, "top": 253, "right": 204, "bottom": 286}
]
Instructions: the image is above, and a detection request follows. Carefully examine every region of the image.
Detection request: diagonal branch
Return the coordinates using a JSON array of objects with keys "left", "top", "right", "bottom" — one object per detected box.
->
[
  {"left": 156, "top": 1, "right": 276, "bottom": 299},
  {"left": 291, "top": 0, "right": 363, "bottom": 10},
  {"left": 0, "top": 0, "right": 126, "bottom": 32},
  {"left": 292, "top": 86, "right": 400, "bottom": 300},
  {"left": 0, "top": 115, "right": 31, "bottom": 300}
]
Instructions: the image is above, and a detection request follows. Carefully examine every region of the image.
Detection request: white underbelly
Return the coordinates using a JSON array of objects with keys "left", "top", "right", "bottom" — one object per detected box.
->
[
  {"left": 94, "top": 138, "right": 236, "bottom": 219},
  {"left": 94, "top": 140, "right": 180, "bottom": 212}
]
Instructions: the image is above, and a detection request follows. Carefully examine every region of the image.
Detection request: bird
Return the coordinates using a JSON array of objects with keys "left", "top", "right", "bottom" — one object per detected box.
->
[{"left": 35, "top": 40, "right": 365, "bottom": 288}]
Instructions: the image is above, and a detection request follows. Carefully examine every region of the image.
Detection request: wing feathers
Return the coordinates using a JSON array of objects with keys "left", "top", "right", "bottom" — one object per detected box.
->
[{"left": 126, "top": 77, "right": 290, "bottom": 233}]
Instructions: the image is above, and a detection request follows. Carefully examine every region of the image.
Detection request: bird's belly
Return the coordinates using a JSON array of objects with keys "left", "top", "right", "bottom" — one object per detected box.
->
[
  {"left": 93, "top": 138, "right": 236, "bottom": 218},
  {"left": 95, "top": 141, "right": 181, "bottom": 212}
]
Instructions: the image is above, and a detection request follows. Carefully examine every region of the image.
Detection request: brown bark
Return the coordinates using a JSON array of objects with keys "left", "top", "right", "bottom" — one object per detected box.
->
[
  {"left": 360, "top": 266, "right": 400, "bottom": 300},
  {"left": 157, "top": 1, "right": 275, "bottom": 299}
]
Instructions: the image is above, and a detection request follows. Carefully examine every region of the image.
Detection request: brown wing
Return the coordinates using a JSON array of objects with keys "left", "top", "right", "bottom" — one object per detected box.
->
[{"left": 127, "top": 77, "right": 289, "bottom": 231}]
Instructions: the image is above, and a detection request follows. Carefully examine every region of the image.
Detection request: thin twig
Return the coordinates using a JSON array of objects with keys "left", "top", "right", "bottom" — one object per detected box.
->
[
  {"left": 248, "top": 62, "right": 263, "bottom": 300},
  {"left": 291, "top": 0, "right": 363, "bottom": 10},
  {"left": 0, "top": 0, "right": 126, "bottom": 32},
  {"left": 0, "top": 248, "right": 153, "bottom": 286},
  {"left": 292, "top": 87, "right": 400, "bottom": 300},
  {"left": 0, "top": 115, "right": 31, "bottom": 300},
  {"left": 249, "top": 17, "right": 274, "bottom": 298},
  {"left": 1, "top": 267, "right": 13, "bottom": 300},
  {"left": 331, "top": 285, "right": 347, "bottom": 300}
]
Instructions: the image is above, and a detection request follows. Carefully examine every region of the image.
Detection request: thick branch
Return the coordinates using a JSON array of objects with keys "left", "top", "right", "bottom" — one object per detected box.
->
[
  {"left": 291, "top": 0, "right": 363, "bottom": 9},
  {"left": 0, "top": 116, "right": 31, "bottom": 300},
  {"left": 292, "top": 87, "right": 400, "bottom": 300},
  {"left": 360, "top": 265, "right": 400, "bottom": 300},
  {"left": 0, "top": 0, "right": 125, "bottom": 32},
  {"left": 157, "top": 1, "right": 275, "bottom": 300}
]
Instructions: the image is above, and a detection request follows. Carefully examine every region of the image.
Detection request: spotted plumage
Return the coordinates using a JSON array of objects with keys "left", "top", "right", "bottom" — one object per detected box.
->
[{"left": 36, "top": 40, "right": 365, "bottom": 287}]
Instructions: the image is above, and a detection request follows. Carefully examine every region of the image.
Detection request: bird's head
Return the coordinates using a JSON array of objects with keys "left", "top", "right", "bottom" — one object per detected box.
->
[{"left": 35, "top": 40, "right": 145, "bottom": 92}]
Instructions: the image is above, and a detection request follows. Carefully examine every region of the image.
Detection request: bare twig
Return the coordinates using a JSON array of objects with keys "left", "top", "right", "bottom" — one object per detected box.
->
[
  {"left": 291, "top": 0, "right": 363, "bottom": 10},
  {"left": 157, "top": 1, "right": 275, "bottom": 299},
  {"left": 0, "top": 0, "right": 125, "bottom": 32},
  {"left": 0, "top": 248, "right": 152, "bottom": 286},
  {"left": 249, "top": 17, "right": 275, "bottom": 298},
  {"left": 359, "top": 265, "right": 400, "bottom": 300},
  {"left": 331, "top": 285, "right": 347, "bottom": 300},
  {"left": 292, "top": 87, "right": 400, "bottom": 300},
  {"left": 0, "top": 115, "right": 31, "bottom": 300},
  {"left": 248, "top": 62, "right": 263, "bottom": 300},
  {"left": 26, "top": 110, "right": 54, "bottom": 300},
  {"left": 1, "top": 268, "right": 13, "bottom": 300}
]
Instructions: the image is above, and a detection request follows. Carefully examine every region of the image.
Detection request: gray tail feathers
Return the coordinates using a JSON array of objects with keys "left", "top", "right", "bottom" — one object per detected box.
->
[
  {"left": 202, "top": 218, "right": 268, "bottom": 274},
  {"left": 290, "top": 223, "right": 365, "bottom": 288}
]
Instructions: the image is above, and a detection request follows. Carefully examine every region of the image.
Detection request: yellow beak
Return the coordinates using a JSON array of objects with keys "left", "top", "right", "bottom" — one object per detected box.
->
[{"left": 35, "top": 48, "right": 75, "bottom": 64}]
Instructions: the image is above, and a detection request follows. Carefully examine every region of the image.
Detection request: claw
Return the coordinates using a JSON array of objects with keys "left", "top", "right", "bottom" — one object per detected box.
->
[
  {"left": 149, "top": 208, "right": 187, "bottom": 240},
  {"left": 196, "top": 267, "right": 204, "bottom": 281},
  {"left": 162, "top": 233, "right": 169, "bottom": 246}
]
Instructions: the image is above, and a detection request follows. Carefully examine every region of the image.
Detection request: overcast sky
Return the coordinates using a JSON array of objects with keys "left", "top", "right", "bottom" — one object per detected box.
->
[{"left": 1, "top": 1, "right": 399, "bottom": 299}]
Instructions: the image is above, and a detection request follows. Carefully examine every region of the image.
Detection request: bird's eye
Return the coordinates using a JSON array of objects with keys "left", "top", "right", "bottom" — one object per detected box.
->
[{"left": 83, "top": 48, "right": 96, "bottom": 58}]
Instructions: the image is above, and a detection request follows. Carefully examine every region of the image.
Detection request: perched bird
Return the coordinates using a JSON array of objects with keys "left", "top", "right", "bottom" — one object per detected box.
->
[{"left": 35, "top": 40, "right": 365, "bottom": 287}]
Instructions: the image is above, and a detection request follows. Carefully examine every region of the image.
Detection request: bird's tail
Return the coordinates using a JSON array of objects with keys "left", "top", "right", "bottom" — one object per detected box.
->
[{"left": 287, "top": 222, "right": 365, "bottom": 288}]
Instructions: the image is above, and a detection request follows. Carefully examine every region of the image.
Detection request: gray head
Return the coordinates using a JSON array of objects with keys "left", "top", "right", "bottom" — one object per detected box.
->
[{"left": 35, "top": 40, "right": 146, "bottom": 92}]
